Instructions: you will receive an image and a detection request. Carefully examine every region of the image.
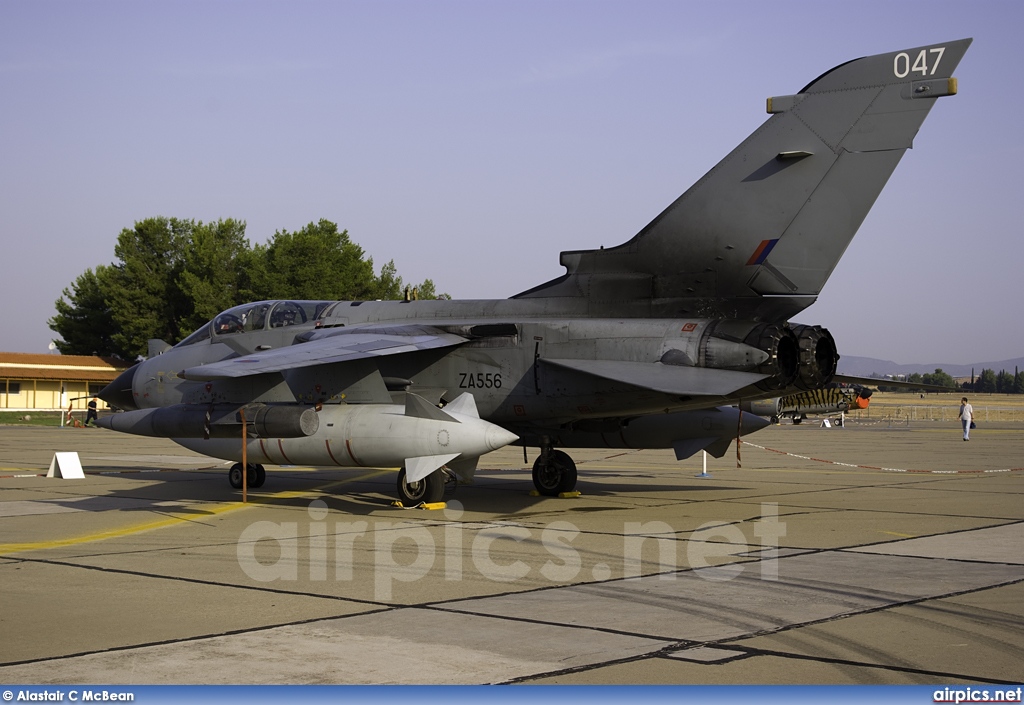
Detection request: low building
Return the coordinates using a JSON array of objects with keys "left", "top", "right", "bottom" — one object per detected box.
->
[{"left": 0, "top": 352, "right": 129, "bottom": 411}]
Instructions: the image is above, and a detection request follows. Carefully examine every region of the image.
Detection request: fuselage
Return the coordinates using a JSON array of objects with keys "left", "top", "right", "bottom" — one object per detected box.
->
[{"left": 109, "top": 297, "right": 826, "bottom": 428}]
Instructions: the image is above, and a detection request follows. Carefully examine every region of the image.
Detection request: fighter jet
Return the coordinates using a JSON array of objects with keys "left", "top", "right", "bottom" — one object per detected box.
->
[{"left": 98, "top": 39, "right": 971, "bottom": 504}]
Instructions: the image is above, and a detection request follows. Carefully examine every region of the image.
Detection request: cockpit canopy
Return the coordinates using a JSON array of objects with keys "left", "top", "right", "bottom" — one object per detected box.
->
[{"left": 175, "top": 300, "right": 334, "bottom": 348}]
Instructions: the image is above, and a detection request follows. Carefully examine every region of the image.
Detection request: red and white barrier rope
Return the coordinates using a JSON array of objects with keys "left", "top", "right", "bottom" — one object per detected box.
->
[{"left": 743, "top": 441, "right": 1024, "bottom": 474}]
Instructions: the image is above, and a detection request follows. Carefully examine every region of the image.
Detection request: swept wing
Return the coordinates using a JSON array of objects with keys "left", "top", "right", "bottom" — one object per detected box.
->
[{"left": 180, "top": 325, "right": 467, "bottom": 381}]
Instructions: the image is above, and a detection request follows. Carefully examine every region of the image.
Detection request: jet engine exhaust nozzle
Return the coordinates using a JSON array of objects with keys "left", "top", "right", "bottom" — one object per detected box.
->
[
  {"left": 744, "top": 324, "right": 799, "bottom": 391},
  {"left": 791, "top": 325, "right": 838, "bottom": 390}
]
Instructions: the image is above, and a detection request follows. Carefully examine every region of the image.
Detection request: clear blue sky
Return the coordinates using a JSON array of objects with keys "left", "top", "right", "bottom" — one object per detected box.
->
[{"left": 1, "top": 0, "right": 1020, "bottom": 365}]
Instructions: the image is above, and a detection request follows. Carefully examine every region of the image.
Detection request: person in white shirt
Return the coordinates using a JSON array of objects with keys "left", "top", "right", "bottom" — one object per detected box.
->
[{"left": 958, "top": 397, "right": 975, "bottom": 441}]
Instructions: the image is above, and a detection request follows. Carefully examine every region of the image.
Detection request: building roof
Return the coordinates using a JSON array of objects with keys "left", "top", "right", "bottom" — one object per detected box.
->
[{"left": 0, "top": 352, "right": 129, "bottom": 383}]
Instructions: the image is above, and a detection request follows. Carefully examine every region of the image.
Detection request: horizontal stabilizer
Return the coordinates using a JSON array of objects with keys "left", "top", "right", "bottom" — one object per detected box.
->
[
  {"left": 182, "top": 327, "right": 466, "bottom": 381},
  {"left": 542, "top": 359, "right": 766, "bottom": 397},
  {"left": 405, "top": 453, "right": 460, "bottom": 483}
]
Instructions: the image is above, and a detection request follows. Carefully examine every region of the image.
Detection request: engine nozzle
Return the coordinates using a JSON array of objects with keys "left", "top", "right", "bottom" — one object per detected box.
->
[{"left": 790, "top": 325, "right": 838, "bottom": 390}]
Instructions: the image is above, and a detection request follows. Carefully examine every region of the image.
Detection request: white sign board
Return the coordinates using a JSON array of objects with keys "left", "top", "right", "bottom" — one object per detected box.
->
[{"left": 47, "top": 452, "right": 85, "bottom": 479}]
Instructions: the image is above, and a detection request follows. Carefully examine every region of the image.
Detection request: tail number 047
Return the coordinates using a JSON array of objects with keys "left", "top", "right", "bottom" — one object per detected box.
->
[
  {"left": 459, "top": 372, "right": 502, "bottom": 389},
  {"left": 894, "top": 47, "right": 945, "bottom": 78}
]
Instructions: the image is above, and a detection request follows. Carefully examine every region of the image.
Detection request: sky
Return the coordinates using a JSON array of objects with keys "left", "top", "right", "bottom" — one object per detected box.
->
[{"left": 1, "top": 0, "right": 1021, "bottom": 365}]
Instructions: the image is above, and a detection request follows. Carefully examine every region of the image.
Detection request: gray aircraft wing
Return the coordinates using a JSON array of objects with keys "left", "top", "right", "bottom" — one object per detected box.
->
[
  {"left": 181, "top": 326, "right": 467, "bottom": 381},
  {"left": 542, "top": 358, "right": 766, "bottom": 397}
]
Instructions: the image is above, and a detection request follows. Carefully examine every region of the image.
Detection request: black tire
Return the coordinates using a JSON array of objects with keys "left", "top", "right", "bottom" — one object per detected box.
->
[
  {"left": 532, "top": 449, "right": 578, "bottom": 496},
  {"left": 228, "top": 463, "right": 244, "bottom": 489},
  {"left": 396, "top": 467, "right": 445, "bottom": 505},
  {"left": 793, "top": 416, "right": 804, "bottom": 425},
  {"left": 251, "top": 464, "right": 266, "bottom": 488}
]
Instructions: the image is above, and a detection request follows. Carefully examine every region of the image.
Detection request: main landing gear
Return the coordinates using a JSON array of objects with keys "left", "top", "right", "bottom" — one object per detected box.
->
[
  {"left": 228, "top": 462, "right": 266, "bottom": 489},
  {"left": 532, "top": 447, "right": 578, "bottom": 496}
]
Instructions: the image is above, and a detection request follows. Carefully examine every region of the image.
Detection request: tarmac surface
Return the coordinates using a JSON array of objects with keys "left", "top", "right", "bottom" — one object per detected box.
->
[{"left": 0, "top": 419, "right": 1022, "bottom": 685}]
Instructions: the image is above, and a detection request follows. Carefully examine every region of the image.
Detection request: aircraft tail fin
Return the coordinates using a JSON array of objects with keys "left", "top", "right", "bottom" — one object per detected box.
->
[{"left": 516, "top": 39, "right": 971, "bottom": 321}]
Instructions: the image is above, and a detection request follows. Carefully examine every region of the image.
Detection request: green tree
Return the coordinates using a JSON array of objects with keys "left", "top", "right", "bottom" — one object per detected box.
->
[
  {"left": 51, "top": 216, "right": 446, "bottom": 355},
  {"left": 1013, "top": 368, "right": 1024, "bottom": 395},
  {"left": 976, "top": 368, "right": 997, "bottom": 393},
  {"left": 416, "top": 278, "right": 449, "bottom": 300},
  {"left": 244, "top": 220, "right": 378, "bottom": 301},
  {"left": 372, "top": 268, "right": 448, "bottom": 302},
  {"left": 921, "top": 368, "right": 955, "bottom": 389},
  {"left": 373, "top": 259, "right": 404, "bottom": 300},
  {"left": 995, "top": 369, "right": 1013, "bottom": 394},
  {"left": 104, "top": 217, "right": 192, "bottom": 358},
  {"left": 48, "top": 265, "right": 126, "bottom": 359},
  {"left": 177, "top": 219, "right": 250, "bottom": 334}
]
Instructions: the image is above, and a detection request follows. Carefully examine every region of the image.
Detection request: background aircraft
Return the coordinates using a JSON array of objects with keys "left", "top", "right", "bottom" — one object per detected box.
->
[
  {"left": 98, "top": 39, "right": 971, "bottom": 505},
  {"left": 742, "top": 384, "right": 873, "bottom": 425}
]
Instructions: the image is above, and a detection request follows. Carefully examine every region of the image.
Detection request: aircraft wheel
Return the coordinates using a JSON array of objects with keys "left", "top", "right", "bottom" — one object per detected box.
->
[
  {"left": 793, "top": 416, "right": 804, "bottom": 425},
  {"left": 396, "top": 467, "right": 445, "bottom": 505},
  {"left": 532, "top": 450, "right": 577, "bottom": 496},
  {"left": 228, "top": 463, "right": 244, "bottom": 489},
  {"left": 251, "top": 464, "right": 267, "bottom": 488}
]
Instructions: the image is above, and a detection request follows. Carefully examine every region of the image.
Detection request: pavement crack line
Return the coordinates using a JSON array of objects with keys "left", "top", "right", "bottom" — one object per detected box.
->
[
  {"left": 441, "top": 563, "right": 1024, "bottom": 675},
  {"left": 10, "top": 555, "right": 393, "bottom": 608},
  {"left": 706, "top": 645, "right": 1022, "bottom": 685},
  {"left": 502, "top": 575, "right": 1024, "bottom": 685},
  {"left": 418, "top": 602, "right": 687, "bottom": 644},
  {"left": 0, "top": 607, "right": 396, "bottom": 670}
]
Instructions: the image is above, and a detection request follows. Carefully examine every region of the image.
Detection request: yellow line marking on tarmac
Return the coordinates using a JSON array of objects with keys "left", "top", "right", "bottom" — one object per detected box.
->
[
  {"left": 0, "top": 501, "right": 248, "bottom": 555},
  {"left": 879, "top": 531, "right": 917, "bottom": 538},
  {"left": 0, "top": 469, "right": 389, "bottom": 556}
]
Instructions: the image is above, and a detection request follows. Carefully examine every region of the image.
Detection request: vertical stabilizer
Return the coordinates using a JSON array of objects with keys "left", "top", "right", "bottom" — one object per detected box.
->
[{"left": 516, "top": 39, "right": 971, "bottom": 321}]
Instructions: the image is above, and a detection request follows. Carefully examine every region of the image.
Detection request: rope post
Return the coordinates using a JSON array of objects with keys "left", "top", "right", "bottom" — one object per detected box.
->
[
  {"left": 736, "top": 408, "right": 743, "bottom": 469},
  {"left": 240, "top": 406, "right": 247, "bottom": 504},
  {"left": 696, "top": 450, "right": 711, "bottom": 478}
]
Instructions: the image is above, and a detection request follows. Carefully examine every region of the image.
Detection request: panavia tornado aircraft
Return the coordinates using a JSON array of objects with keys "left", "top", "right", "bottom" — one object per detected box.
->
[{"left": 98, "top": 39, "right": 971, "bottom": 505}]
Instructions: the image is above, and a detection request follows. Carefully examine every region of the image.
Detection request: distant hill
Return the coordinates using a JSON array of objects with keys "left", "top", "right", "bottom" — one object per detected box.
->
[{"left": 838, "top": 355, "right": 1024, "bottom": 378}]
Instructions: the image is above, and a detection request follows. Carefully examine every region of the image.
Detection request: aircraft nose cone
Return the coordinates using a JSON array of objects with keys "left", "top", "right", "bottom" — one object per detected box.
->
[
  {"left": 486, "top": 424, "right": 519, "bottom": 451},
  {"left": 99, "top": 363, "right": 140, "bottom": 411}
]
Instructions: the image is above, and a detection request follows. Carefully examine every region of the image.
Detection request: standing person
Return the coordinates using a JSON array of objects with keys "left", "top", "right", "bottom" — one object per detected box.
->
[
  {"left": 958, "top": 397, "right": 974, "bottom": 441},
  {"left": 85, "top": 397, "right": 98, "bottom": 427}
]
